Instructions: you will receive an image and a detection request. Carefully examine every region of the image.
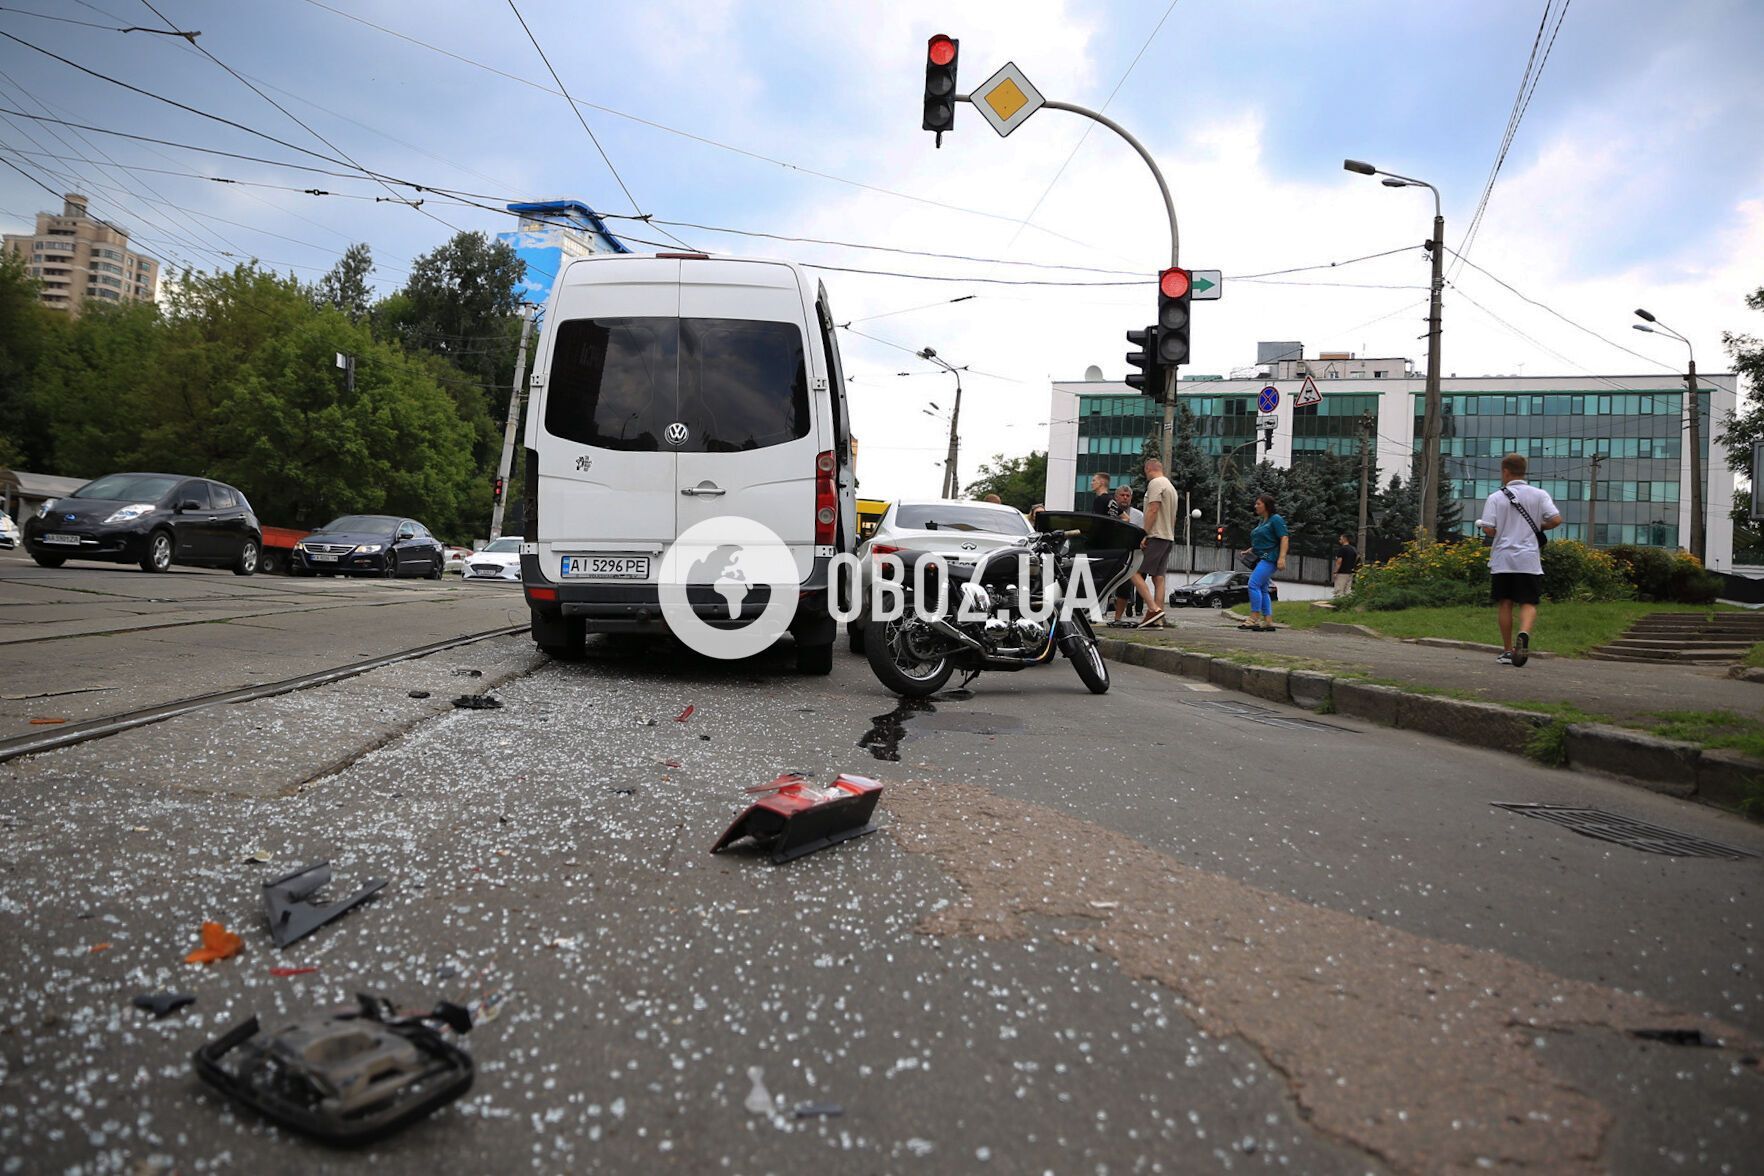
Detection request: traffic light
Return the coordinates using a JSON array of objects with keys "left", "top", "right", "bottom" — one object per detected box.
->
[
  {"left": 922, "top": 34, "right": 959, "bottom": 144},
  {"left": 1157, "top": 267, "right": 1192, "bottom": 369},
  {"left": 1124, "top": 324, "right": 1160, "bottom": 394},
  {"left": 1262, "top": 424, "right": 1275, "bottom": 452},
  {"left": 493, "top": 476, "right": 504, "bottom": 501},
  {"left": 1214, "top": 525, "right": 1225, "bottom": 545}
]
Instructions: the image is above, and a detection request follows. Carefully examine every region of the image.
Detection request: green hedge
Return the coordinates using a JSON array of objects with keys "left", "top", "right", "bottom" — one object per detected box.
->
[{"left": 1347, "top": 537, "right": 1633, "bottom": 611}]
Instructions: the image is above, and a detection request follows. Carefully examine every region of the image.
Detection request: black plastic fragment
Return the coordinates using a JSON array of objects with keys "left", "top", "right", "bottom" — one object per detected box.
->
[
  {"left": 451, "top": 668, "right": 483, "bottom": 678},
  {"left": 452, "top": 694, "right": 501, "bottom": 709},
  {"left": 1631, "top": 1027, "right": 1716, "bottom": 1047},
  {"left": 264, "top": 862, "right": 386, "bottom": 949},
  {"left": 408, "top": 690, "right": 431, "bottom": 699},
  {"left": 133, "top": 991, "right": 195, "bottom": 1018},
  {"left": 793, "top": 1102, "right": 844, "bottom": 1119},
  {"left": 191, "top": 992, "right": 473, "bottom": 1146}
]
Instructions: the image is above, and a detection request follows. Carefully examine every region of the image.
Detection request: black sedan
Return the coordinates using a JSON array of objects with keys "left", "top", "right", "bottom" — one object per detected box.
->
[
  {"left": 292, "top": 515, "right": 444, "bottom": 579},
  {"left": 1165, "top": 570, "right": 1279, "bottom": 610},
  {"left": 23, "top": 472, "right": 262, "bottom": 574}
]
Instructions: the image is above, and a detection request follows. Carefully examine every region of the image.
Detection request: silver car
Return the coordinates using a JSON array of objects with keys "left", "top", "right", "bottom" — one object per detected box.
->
[{"left": 848, "top": 500, "right": 1032, "bottom": 651}]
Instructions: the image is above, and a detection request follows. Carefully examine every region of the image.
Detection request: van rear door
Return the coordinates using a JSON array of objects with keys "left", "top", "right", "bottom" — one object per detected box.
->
[
  {"left": 534, "top": 264, "right": 679, "bottom": 574},
  {"left": 675, "top": 261, "right": 819, "bottom": 580}
]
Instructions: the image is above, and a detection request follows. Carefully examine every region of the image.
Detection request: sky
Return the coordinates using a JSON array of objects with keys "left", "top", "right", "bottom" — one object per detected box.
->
[{"left": 1, "top": 0, "right": 1760, "bottom": 499}]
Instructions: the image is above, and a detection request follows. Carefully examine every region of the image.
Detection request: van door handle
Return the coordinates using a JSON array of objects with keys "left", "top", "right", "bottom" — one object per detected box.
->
[{"left": 680, "top": 484, "right": 726, "bottom": 497}]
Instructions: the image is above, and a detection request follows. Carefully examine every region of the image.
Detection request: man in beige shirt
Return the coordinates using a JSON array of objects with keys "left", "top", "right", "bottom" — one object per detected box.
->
[{"left": 1130, "top": 459, "right": 1178, "bottom": 628}]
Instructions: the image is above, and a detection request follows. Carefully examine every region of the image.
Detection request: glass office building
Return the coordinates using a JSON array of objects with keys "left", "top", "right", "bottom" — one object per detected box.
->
[{"left": 1046, "top": 358, "right": 1733, "bottom": 568}]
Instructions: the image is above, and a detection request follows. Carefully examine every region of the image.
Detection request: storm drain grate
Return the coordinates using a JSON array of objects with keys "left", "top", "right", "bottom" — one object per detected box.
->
[
  {"left": 1181, "top": 698, "right": 1352, "bottom": 733},
  {"left": 1492, "top": 804, "right": 1757, "bottom": 860}
]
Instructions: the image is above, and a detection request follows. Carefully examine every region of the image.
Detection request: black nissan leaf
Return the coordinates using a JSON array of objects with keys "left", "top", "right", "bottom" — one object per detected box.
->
[{"left": 23, "top": 471, "right": 262, "bottom": 574}]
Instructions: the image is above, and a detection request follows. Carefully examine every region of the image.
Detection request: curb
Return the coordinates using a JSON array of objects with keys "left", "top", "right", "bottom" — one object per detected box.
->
[{"left": 1097, "top": 637, "right": 1749, "bottom": 817}]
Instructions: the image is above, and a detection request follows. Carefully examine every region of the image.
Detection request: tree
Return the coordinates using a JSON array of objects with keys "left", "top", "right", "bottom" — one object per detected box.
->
[
  {"left": 1371, "top": 474, "right": 1418, "bottom": 555},
  {"left": 315, "top": 242, "right": 374, "bottom": 322},
  {"left": 963, "top": 450, "right": 1046, "bottom": 511},
  {"left": 1715, "top": 285, "right": 1764, "bottom": 474},
  {"left": 0, "top": 252, "right": 67, "bottom": 467},
  {"left": 1286, "top": 449, "right": 1362, "bottom": 556}
]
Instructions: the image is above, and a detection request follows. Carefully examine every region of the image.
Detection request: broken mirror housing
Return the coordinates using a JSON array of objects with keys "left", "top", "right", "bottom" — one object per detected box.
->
[
  {"left": 711, "top": 772, "right": 883, "bottom": 863},
  {"left": 193, "top": 993, "right": 473, "bottom": 1146},
  {"left": 264, "top": 861, "right": 386, "bottom": 949}
]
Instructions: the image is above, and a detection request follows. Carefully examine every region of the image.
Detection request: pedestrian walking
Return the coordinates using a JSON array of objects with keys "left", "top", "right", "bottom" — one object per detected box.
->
[
  {"left": 1332, "top": 533, "right": 1358, "bottom": 596},
  {"left": 1131, "top": 459, "right": 1178, "bottom": 628},
  {"left": 1239, "top": 493, "right": 1287, "bottom": 632},
  {"left": 1089, "top": 472, "right": 1112, "bottom": 515},
  {"left": 1477, "top": 453, "right": 1561, "bottom": 667},
  {"left": 1107, "top": 486, "right": 1145, "bottom": 627}
]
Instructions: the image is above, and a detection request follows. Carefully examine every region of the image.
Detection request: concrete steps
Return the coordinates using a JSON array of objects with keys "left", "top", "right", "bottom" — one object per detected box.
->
[{"left": 1589, "top": 612, "right": 1763, "bottom": 664}]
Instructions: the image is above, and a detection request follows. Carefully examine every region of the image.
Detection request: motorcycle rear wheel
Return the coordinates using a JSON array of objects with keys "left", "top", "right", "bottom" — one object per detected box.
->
[
  {"left": 866, "top": 616, "right": 954, "bottom": 698},
  {"left": 1066, "top": 614, "right": 1110, "bottom": 695}
]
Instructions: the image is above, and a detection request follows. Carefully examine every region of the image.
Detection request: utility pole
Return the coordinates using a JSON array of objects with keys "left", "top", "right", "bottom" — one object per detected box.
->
[
  {"left": 1356, "top": 411, "right": 1375, "bottom": 557},
  {"left": 335, "top": 352, "right": 355, "bottom": 395},
  {"left": 1587, "top": 452, "right": 1605, "bottom": 544},
  {"left": 1632, "top": 309, "right": 1705, "bottom": 561},
  {"left": 918, "top": 348, "right": 964, "bottom": 497},
  {"left": 489, "top": 305, "right": 536, "bottom": 541}
]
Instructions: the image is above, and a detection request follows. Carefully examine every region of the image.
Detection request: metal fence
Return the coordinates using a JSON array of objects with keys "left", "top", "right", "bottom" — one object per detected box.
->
[{"left": 1160, "top": 544, "right": 1333, "bottom": 586}]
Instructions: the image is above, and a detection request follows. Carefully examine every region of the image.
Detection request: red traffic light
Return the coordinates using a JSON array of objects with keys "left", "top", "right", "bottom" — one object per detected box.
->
[
  {"left": 1159, "top": 268, "right": 1190, "bottom": 299},
  {"left": 927, "top": 34, "right": 956, "bottom": 66}
]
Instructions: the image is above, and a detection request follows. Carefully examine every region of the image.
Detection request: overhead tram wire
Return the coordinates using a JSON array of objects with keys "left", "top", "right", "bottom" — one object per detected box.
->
[
  {"left": 293, "top": 0, "right": 1111, "bottom": 259},
  {"left": 1003, "top": 0, "right": 1183, "bottom": 250},
  {"left": 133, "top": 0, "right": 466, "bottom": 238},
  {"left": 0, "top": 3, "right": 195, "bottom": 36},
  {"left": 502, "top": 0, "right": 692, "bottom": 251}
]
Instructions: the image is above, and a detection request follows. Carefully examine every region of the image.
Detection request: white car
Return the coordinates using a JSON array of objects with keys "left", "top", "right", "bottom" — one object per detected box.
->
[
  {"left": 463, "top": 536, "right": 522, "bottom": 581},
  {"left": 442, "top": 545, "right": 475, "bottom": 575},
  {"left": 849, "top": 499, "right": 1033, "bottom": 651},
  {"left": 0, "top": 513, "right": 20, "bottom": 549}
]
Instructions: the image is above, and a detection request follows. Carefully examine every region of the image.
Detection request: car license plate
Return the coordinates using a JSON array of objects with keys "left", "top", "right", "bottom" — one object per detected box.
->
[
  {"left": 44, "top": 533, "right": 82, "bottom": 546},
  {"left": 311, "top": 552, "right": 338, "bottom": 562},
  {"left": 561, "top": 555, "right": 649, "bottom": 579}
]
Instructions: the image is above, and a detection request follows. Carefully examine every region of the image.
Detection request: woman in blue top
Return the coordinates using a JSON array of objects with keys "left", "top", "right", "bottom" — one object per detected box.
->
[{"left": 1240, "top": 493, "right": 1287, "bottom": 632}]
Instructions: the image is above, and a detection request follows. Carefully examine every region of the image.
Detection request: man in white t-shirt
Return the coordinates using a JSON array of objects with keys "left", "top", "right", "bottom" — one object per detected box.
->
[{"left": 1476, "top": 453, "right": 1562, "bottom": 667}]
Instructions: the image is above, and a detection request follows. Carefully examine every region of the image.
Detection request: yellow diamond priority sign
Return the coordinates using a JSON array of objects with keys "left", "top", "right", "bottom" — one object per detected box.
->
[{"left": 972, "top": 61, "right": 1044, "bottom": 138}]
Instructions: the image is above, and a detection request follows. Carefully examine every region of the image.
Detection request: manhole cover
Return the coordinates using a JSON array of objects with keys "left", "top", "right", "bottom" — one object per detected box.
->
[
  {"left": 1492, "top": 804, "right": 1757, "bottom": 860},
  {"left": 1181, "top": 698, "right": 1351, "bottom": 733}
]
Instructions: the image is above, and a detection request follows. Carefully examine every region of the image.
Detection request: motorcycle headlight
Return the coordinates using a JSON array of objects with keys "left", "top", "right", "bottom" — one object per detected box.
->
[
  {"left": 354, "top": 543, "right": 383, "bottom": 554},
  {"left": 103, "top": 503, "right": 155, "bottom": 524}
]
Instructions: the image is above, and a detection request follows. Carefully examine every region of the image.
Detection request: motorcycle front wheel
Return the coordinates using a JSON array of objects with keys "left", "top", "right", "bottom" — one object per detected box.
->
[
  {"left": 865, "top": 616, "right": 955, "bottom": 698},
  {"left": 1065, "top": 613, "right": 1110, "bottom": 695}
]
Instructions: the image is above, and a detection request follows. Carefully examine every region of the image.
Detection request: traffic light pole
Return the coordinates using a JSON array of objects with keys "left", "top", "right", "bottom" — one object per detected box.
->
[
  {"left": 489, "top": 305, "right": 536, "bottom": 541},
  {"left": 956, "top": 93, "right": 1183, "bottom": 459}
]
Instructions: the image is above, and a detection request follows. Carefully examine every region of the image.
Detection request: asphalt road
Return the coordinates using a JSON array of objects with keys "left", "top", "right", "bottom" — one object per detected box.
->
[{"left": 0, "top": 560, "right": 1759, "bottom": 1173}]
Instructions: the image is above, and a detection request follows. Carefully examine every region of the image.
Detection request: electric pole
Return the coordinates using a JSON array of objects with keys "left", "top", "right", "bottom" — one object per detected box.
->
[
  {"left": 1587, "top": 452, "right": 1604, "bottom": 544},
  {"left": 489, "top": 305, "right": 536, "bottom": 541},
  {"left": 1632, "top": 308, "right": 1705, "bottom": 561},
  {"left": 1356, "top": 411, "right": 1375, "bottom": 557},
  {"left": 918, "top": 347, "right": 964, "bottom": 498}
]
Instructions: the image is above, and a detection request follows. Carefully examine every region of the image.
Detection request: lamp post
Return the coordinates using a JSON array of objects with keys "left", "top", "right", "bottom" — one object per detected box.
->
[
  {"left": 919, "top": 347, "right": 965, "bottom": 497},
  {"left": 1344, "top": 159, "right": 1445, "bottom": 538},
  {"left": 1632, "top": 310, "right": 1704, "bottom": 560}
]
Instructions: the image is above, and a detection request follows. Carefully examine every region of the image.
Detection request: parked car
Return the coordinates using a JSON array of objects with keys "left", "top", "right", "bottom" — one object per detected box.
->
[
  {"left": 0, "top": 512, "right": 20, "bottom": 549},
  {"left": 463, "top": 536, "right": 522, "bottom": 581},
  {"left": 21, "top": 471, "right": 262, "bottom": 574},
  {"left": 291, "top": 515, "right": 444, "bottom": 578},
  {"left": 1165, "top": 569, "right": 1279, "bottom": 610},
  {"left": 442, "top": 545, "right": 475, "bottom": 576},
  {"left": 521, "top": 252, "right": 858, "bottom": 671},
  {"left": 847, "top": 499, "right": 1034, "bottom": 652}
]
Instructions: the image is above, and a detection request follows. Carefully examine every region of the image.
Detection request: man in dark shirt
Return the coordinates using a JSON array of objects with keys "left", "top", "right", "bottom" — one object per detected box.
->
[
  {"left": 1333, "top": 534, "right": 1359, "bottom": 596},
  {"left": 1088, "top": 472, "right": 1112, "bottom": 515}
]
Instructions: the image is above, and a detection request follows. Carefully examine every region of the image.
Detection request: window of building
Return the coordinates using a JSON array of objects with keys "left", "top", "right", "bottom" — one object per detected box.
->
[
  {"left": 1596, "top": 395, "right": 1611, "bottom": 415},
  {"left": 1504, "top": 395, "right": 1517, "bottom": 415},
  {"left": 1571, "top": 396, "right": 1585, "bottom": 414}
]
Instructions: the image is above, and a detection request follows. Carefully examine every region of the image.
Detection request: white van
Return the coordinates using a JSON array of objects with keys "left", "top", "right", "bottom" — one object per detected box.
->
[{"left": 519, "top": 253, "right": 857, "bottom": 673}]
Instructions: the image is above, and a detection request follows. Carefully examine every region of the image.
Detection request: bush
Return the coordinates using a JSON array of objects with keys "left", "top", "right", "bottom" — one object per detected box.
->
[
  {"left": 1606, "top": 544, "right": 1675, "bottom": 600},
  {"left": 1539, "top": 540, "right": 1631, "bottom": 603},
  {"left": 1347, "top": 580, "right": 1487, "bottom": 611}
]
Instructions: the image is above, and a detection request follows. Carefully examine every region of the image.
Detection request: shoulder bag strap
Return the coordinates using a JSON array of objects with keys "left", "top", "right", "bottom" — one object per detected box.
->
[{"left": 1500, "top": 487, "right": 1544, "bottom": 540}]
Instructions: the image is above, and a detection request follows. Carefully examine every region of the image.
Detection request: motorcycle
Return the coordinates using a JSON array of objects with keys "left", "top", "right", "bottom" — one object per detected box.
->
[{"left": 862, "top": 511, "right": 1144, "bottom": 698}]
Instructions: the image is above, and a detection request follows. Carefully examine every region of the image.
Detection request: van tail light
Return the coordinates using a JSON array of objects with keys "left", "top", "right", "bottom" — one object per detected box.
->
[
  {"left": 526, "top": 585, "right": 557, "bottom": 603},
  {"left": 815, "top": 450, "right": 837, "bottom": 548}
]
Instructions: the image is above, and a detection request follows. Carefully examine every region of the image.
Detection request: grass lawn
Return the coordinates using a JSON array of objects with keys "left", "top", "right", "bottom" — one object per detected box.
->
[{"left": 1257, "top": 600, "right": 1739, "bottom": 657}]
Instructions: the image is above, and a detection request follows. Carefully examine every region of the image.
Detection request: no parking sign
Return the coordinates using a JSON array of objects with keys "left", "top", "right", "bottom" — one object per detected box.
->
[{"left": 1257, "top": 386, "right": 1279, "bottom": 414}]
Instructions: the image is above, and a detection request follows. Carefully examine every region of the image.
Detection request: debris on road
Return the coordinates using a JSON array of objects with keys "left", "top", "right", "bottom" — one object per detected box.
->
[
  {"left": 452, "top": 694, "right": 501, "bottom": 709},
  {"left": 264, "top": 862, "right": 387, "bottom": 949},
  {"left": 711, "top": 772, "right": 883, "bottom": 864},
  {"left": 744, "top": 1065, "right": 773, "bottom": 1114},
  {"left": 451, "top": 668, "right": 483, "bottom": 677},
  {"left": 675, "top": 704, "right": 695, "bottom": 723},
  {"left": 793, "top": 1102, "right": 844, "bottom": 1119},
  {"left": 269, "top": 966, "right": 320, "bottom": 977},
  {"left": 184, "top": 921, "right": 244, "bottom": 965},
  {"left": 408, "top": 690, "right": 431, "bottom": 699},
  {"left": 132, "top": 992, "right": 195, "bottom": 1019},
  {"left": 88, "top": 942, "right": 111, "bottom": 953},
  {"left": 27, "top": 717, "right": 67, "bottom": 726},
  {"left": 192, "top": 993, "right": 475, "bottom": 1145},
  {"left": 241, "top": 849, "right": 273, "bottom": 864},
  {"left": 1631, "top": 1027, "right": 1717, "bottom": 1047}
]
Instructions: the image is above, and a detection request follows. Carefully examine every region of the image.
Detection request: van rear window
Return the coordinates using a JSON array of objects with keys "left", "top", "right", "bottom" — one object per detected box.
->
[{"left": 545, "top": 317, "right": 809, "bottom": 452}]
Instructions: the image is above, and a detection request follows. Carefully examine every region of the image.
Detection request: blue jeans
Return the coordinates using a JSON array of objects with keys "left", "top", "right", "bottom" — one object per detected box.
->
[{"left": 1248, "top": 559, "right": 1276, "bottom": 614}]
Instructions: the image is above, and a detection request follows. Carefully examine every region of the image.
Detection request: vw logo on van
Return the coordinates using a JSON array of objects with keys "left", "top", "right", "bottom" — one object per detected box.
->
[{"left": 664, "top": 422, "right": 689, "bottom": 447}]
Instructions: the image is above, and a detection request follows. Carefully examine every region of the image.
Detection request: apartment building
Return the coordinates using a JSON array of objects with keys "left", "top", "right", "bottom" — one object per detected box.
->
[{"left": 2, "top": 194, "right": 159, "bottom": 315}]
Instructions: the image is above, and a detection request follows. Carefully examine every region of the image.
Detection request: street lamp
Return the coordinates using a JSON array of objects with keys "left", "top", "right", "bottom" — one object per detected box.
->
[
  {"left": 1632, "top": 309, "right": 1704, "bottom": 560},
  {"left": 919, "top": 347, "right": 965, "bottom": 497},
  {"left": 1344, "top": 158, "right": 1446, "bottom": 538}
]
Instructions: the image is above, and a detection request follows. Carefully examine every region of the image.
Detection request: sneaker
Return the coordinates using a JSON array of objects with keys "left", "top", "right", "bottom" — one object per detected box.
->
[
  {"left": 1512, "top": 632, "right": 1530, "bottom": 667},
  {"left": 1496, "top": 651, "right": 1515, "bottom": 666}
]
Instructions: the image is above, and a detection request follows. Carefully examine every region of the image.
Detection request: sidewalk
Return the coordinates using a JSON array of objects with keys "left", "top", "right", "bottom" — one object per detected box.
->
[{"left": 1123, "top": 608, "right": 1764, "bottom": 724}]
